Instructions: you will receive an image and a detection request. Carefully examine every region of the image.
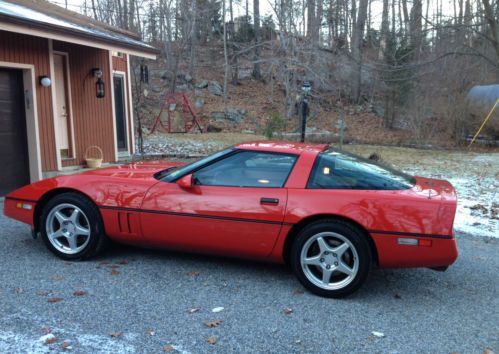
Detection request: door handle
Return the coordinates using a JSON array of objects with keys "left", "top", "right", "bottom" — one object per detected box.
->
[{"left": 260, "top": 197, "right": 279, "bottom": 205}]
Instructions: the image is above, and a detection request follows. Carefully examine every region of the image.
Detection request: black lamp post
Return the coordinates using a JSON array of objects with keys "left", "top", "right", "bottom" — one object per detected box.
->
[{"left": 300, "top": 81, "right": 311, "bottom": 143}]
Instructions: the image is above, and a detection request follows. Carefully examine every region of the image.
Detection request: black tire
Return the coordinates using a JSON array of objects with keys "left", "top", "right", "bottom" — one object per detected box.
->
[
  {"left": 40, "top": 192, "right": 109, "bottom": 260},
  {"left": 290, "top": 219, "right": 372, "bottom": 298}
]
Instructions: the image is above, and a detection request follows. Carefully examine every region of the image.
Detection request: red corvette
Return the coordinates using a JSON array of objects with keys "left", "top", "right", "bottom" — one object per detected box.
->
[{"left": 4, "top": 141, "right": 458, "bottom": 297}]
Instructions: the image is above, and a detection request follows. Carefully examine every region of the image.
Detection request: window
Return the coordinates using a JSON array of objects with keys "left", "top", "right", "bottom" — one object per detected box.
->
[
  {"left": 158, "top": 148, "right": 235, "bottom": 182},
  {"left": 193, "top": 151, "right": 297, "bottom": 188},
  {"left": 307, "top": 149, "right": 415, "bottom": 190}
]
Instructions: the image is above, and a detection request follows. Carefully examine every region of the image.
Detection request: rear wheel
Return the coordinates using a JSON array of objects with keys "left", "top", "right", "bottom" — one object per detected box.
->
[
  {"left": 290, "top": 219, "right": 371, "bottom": 298},
  {"left": 40, "top": 193, "right": 109, "bottom": 260}
]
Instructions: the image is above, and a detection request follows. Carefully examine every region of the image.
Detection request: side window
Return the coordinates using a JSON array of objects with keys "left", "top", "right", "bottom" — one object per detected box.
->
[
  {"left": 194, "top": 151, "right": 297, "bottom": 188},
  {"left": 307, "top": 151, "right": 415, "bottom": 190}
]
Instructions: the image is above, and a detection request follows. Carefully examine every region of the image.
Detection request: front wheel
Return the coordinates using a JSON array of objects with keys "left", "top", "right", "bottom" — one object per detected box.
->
[
  {"left": 290, "top": 219, "right": 372, "bottom": 298},
  {"left": 40, "top": 193, "right": 109, "bottom": 260}
]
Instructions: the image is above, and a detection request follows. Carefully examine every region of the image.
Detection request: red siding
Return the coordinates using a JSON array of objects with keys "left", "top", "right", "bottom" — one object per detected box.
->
[
  {"left": 53, "top": 41, "right": 115, "bottom": 167},
  {"left": 0, "top": 31, "right": 134, "bottom": 171},
  {"left": 0, "top": 30, "right": 57, "bottom": 171}
]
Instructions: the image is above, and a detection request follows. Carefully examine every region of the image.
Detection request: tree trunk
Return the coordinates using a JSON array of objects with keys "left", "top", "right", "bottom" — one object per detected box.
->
[
  {"left": 482, "top": 0, "right": 499, "bottom": 68},
  {"left": 189, "top": 0, "right": 197, "bottom": 79},
  {"left": 350, "top": 0, "right": 369, "bottom": 102},
  {"left": 378, "top": 0, "right": 389, "bottom": 59},
  {"left": 223, "top": 0, "right": 229, "bottom": 99},
  {"left": 252, "top": 0, "right": 262, "bottom": 80}
]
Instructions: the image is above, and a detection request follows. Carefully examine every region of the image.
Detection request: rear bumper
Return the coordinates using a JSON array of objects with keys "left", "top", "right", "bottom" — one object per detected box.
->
[
  {"left": 3, "top": 197, "right": 36, "bottom": 226},
  {"left": 371, "top": 232, "right": 458, "bottom": 268}
]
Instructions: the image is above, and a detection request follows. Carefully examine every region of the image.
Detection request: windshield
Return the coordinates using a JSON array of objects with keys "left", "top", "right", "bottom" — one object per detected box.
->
[
  {"left": 159, "top": 147, "right": 235, "bottom": 182},
  {"left": 307, "top": 148, "right": 416, "bottom": 190}
]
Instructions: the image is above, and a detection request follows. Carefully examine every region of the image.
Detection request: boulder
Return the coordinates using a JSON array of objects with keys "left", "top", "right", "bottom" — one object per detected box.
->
[
  {"left": 211, "top": 112, "right": 226, "bottom": 121},
  {"left": 196, "top": 80, "right": 209, "bottom": 89},
  {"left": 208, "top": 81, "right": 223, "bottom": 96},
  {"left": 194, "top": 98, "right": 205, "bottom": 109},
  {"left": 225, "top": 107, "right": 246, "bottom": 123}
]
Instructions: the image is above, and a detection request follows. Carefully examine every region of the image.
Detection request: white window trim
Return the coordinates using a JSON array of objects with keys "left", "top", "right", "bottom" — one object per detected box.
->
[
  {"left": 108, "top": 51, "right": 119, "bottom": 162},
  {"left": 48, "top": 39, "right": 62, "bottom": 170},
  {"left": 112, "top": 70, "right": 131, "bottom": 156},
  {"left": 0, "top": 61, "right": 43, "bottom": 182},
  {"left": 125, "top": 54, "right": 136, "bottom": 155},
  {"left": 52, "top": 50, "right": 76, "bottom": 161}
]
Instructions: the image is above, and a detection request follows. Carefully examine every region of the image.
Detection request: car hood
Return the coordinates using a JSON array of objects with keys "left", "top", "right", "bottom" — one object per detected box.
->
[{"left": 79, "top": 160, "right": 185, "bottom": 179}]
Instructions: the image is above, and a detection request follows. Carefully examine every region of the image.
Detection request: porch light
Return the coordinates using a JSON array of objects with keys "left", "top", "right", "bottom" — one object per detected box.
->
[
  {"left": 96, "top": 78, "right": 105, "bottom": 98},
  {"left": 91, "top": 68, "right": 105, "bottom": 98},
  {"left": 39, "top": 76, "right": 51, "bottom": 87}
]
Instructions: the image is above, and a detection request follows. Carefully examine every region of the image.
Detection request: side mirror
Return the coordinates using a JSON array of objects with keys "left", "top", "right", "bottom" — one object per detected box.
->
[{"left": 177, "top": 174, "right": 194, "bottom": 188}]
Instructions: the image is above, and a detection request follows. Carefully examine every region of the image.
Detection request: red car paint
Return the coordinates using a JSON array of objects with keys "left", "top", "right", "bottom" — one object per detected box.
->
[{"left": 3, "top": 141, "right": 458, "bottom": 268}]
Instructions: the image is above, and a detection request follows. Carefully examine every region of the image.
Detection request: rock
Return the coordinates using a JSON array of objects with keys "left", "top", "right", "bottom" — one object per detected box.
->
[
  {"left": 196, "top": 80, "right": 209, "bottom": 89},
  {"left": 242, "top": 129, "right": 255, "bottom": 134},
  {"left": 225, "top": 107, "right": 246, "bottom": 123},
  {"left": 211, "top": 112, "right": 226, "bottom": 121},
  {"left": 372, "top": 104, "right": 385, "bottom": 117},
  {"left": 151, "top": 85, "right": 163, "bottom": 93},
  {"left": 185, "top": 74, "right": 193, "bottom": 82},
  {"left": 208, "top": 81, "right": 223, "bottom": 96},
  {"left": 194, "top": 98, "right": 205, "bottom": 109},
  {"left": 176, "top": 84, "right": 189, "bottom": 92},
  {"left": 207, "top": 124, "right": 223, "bottom": 132},
  {"left": 160, "top": 71, "right": 172, "bottom": 80}
]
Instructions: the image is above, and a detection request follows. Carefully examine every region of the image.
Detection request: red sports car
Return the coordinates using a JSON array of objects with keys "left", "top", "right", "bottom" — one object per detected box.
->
[{"left": 4, "top": 141, "right": 458, "bottom": 297}]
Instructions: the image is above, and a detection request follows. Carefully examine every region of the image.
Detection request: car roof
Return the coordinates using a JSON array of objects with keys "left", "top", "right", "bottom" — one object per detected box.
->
[{"left": 234, "top": 141, "right": 329, "bottom": 154}]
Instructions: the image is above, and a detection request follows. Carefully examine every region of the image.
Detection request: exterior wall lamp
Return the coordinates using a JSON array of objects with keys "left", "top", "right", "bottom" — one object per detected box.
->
[
  {"left": 92, "top": 68, "right": 105, "bottom": 98},
  {"left": 39, "top": 75, "right": 52, "bottom": 87}
]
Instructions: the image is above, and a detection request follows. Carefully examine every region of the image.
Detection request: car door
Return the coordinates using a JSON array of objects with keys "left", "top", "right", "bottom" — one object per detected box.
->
[{"left": 140, "top": 150, "right": 298, "bottom": 258}]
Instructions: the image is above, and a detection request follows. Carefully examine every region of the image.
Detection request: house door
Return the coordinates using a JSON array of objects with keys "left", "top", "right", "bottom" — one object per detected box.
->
[
  {"left": 53, "top": 54, "right": 71, "bottom": 158},
  {"left": 0, "top": 69, "right": 30, "bottom": 196},
  {"left": 113, "top": 74, "right": 127, "bottom": 151}
]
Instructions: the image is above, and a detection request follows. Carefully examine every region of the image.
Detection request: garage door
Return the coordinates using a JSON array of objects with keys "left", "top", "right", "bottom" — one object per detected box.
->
[{"left": 0, "top": 69, "right": 30, "bottom": 196}]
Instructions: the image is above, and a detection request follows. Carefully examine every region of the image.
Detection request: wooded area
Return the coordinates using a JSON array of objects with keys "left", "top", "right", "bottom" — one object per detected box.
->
[{"left": 64, "top": 0, "right": 499, "bottom": 145}]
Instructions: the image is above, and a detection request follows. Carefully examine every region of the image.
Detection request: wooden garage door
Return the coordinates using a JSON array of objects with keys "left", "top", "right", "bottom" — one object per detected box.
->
[{"left": 0, "top": 69, "right": 30, "bottom": 196}]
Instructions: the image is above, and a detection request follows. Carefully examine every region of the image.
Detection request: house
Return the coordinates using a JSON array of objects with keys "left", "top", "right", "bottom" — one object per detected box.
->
[{"left": 0, "top": 0, "right": 158, "bottom": 196}]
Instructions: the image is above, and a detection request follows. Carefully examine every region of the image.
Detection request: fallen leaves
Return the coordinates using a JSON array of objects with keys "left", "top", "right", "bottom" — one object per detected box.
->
[
  {"left": 14, "top": 287, "right": 24, "bottom": 294},
  {"left": 204, "top": 320, "right": 222, "bottom": 328},
  {"left": 61, "top": 340, "right": 72, "bottom": 350},
  {"left": 211, "top": 307, "right": 224, "bottom": 313},
  {"left": 188, "top": 308, "right": 200, "bottom": 314},
  {"left": 37, "top": 291, "right": 49, "bottom": 296},
  {"left": 110, "top": 331, "right": 123, "bottom": 338},
  {"left": 117, "top": 259, "right": 129, "bottom": 265},
  {"left": 73, "top": 290, "right": 87, "bottom": 297},
  {"left": 163, "top": 344, "right": 174, "bottom": 352},
  {"left": 146, "top": 328, "right": 156, "bottom": 336},
  {"left": 111, "top": 270, "right": 121, "bottom": 276},
  {"left": 51, "top": 275, "right": 64, "bottom": 281},
  {"left": 40, "top": 333, "right": 57, "bottom": 345},
  {"left": 293, "top": 288, "right": 304, "bottom": 295},
  {"left": 47, "top": 297, "right": 63, "bottom": 303},
  {"left": 283, "top": 308, "right": 293, "bottom": 315},
  {"left": 41, "top": 326, "right": 51, "bottom": 334},
  {"left": 207, "top": 335, "right": 217, "bottom": 345},
  {"left": 188, "top": 271, "right": 200, "bottom": 277}
]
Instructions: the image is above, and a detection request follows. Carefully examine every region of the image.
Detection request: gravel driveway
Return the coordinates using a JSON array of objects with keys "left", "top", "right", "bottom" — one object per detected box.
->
[{"left": 0, "top": 203, "right": 497, "bottom": 354}]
